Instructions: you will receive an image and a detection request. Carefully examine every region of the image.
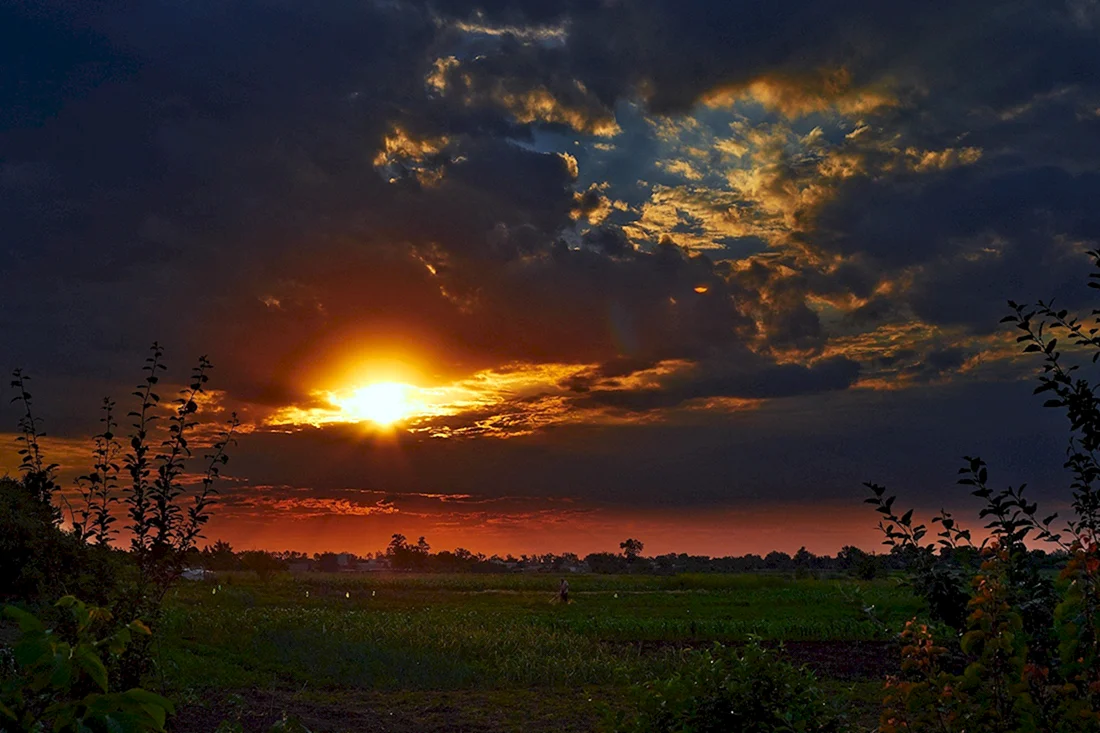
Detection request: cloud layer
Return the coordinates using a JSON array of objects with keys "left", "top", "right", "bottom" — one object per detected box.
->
[{"left": 2, "top": 0, "right": 1098, "bottom": 552}]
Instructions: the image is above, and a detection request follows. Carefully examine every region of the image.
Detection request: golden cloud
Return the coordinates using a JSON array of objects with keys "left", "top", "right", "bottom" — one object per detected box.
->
[{"left": 702, "top": 68, "right": 897, "bottom": 118}]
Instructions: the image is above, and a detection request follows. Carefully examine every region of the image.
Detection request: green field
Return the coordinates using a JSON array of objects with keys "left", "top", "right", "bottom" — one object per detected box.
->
[{"left": 161, "top": 572, "right": 920, "bottom": 731}]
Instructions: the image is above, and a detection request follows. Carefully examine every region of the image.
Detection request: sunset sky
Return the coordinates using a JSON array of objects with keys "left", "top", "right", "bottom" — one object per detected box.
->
[{"left": 3, "top": 0, "right": 1099, "bottom": 557}]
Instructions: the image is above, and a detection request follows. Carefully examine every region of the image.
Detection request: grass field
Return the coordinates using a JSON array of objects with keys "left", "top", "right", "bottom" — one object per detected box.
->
[{"left": 161, "top": 572, "right": 921, "bottom": 731}]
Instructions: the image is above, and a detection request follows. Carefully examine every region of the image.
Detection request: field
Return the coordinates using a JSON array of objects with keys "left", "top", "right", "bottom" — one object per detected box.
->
[{"left": 160, "top": 571, "right": 921, "bottom": 732}]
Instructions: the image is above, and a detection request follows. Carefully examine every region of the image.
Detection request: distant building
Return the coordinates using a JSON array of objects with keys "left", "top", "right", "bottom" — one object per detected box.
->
[
  {"left": 181, "top": 568, "right": 210, "bottom": 581},
  {"left": 356, "top": 558, "right": 390, "bottom": 572}
]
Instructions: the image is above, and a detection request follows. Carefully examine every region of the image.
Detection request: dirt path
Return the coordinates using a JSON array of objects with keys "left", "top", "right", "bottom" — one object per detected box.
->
[{"left": 173, "top": 688, "right": 614, "bottom": 733}]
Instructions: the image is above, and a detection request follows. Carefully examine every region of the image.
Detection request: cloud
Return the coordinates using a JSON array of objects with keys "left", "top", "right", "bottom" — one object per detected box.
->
[{"left": 3, "top": 0, "right": 1100, "bottom": 539}]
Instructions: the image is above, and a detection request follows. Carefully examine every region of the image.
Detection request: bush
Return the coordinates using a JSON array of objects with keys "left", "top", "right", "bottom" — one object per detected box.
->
[
  {"left": 610, "top": 639, "right": 844, "bottom": 732},
  {"left": 5, "top": 346, "right": 241, "bottom": 692},
  {"left": 0, "top": 596, "right": 174, "bottom": 731},
  {"left": 865, "top": 249, "right": 1100, "bottom": 730}
]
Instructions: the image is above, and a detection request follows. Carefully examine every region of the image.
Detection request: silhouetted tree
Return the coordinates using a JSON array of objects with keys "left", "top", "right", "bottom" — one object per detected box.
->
[
  {"left": 239, "top": 550, "right": 285, "bottom": 582},
  {"left": 202, "top": 539, "right": 240, "bottom": 571},
  {"left": 620, "top": 538, "right": 645, "bottom": 561}
]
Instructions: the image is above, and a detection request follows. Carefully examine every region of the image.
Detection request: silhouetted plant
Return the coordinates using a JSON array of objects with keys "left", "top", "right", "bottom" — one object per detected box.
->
[
  {"left": 125, "top": 347, "right": 240, "bottom": 617},
  {"left": 74, "top": 398, "right": 121, "bottom": 546},
  {"left": 5, "top": 343, "right": 239, "bottom": 688},
  {"left": 2, "top": 373, "right": 105, "bottom": 604},
  {"left": 867, "top": 249, "right": 1100, "bottom": 730},
  {"left": 10, "top": 369, "right": 60, "bottom": 517}
]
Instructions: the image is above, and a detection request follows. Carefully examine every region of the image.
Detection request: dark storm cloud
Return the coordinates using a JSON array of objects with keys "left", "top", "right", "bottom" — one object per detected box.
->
[
  {"left": 224, "top": 378, "right": 1067, "bottom": 511},
  {"left": 433, "top": 0, "right": 1100, "bottom": 115},
  {"left": 3, "top": 0, "right": 1100, "bottom": 534},
  {"left": 2, "top": 0, "right": 807, "bottom": 419},
  {"left": 802, "top": 165, "right": 1100, "bottom": 329},
  {"left": 574, "top": 354, "right": 860, "bottom": 412},
  {"left": 808, "top": 166, "right": 1100, "bottom": 268},
  {"left": 432, "top": 0, "right": 1100, "bottom": 309}
]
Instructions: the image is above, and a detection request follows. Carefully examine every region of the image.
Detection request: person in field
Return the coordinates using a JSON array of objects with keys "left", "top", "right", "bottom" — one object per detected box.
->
[{"left": 559, "top": 578, "right": 569, "bottom": 603}]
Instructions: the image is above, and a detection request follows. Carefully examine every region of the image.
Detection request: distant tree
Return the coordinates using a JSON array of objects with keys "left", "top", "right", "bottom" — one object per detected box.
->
[
  {"left": 836, "top": 545, "right": 881, "bottom": 580},
  {"left": 387, "top": 534, "right": 408, "bottom": 554},
  {"left": 585, "top": 552, "right": 627, "bottom": 574},
  {"left": 314, "top": 552, "right": 341, "bottom": 573},
  {"left": 202, "top": 539, "right": 240, "bottom": 571},
  {"left": 387, "top": 533, "right": 420, "bottom": 570},
  {"left": 764, "top": 551, "right": 793, "bottom": 571},
  {"left": 620, "top": 538, "right": 645, "bottom": 561},
  {"left": 239, "top": 550, "right": 285, "bottom": 582}
]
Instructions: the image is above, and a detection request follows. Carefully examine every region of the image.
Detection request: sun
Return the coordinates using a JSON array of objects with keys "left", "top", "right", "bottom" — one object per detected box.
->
[{"left": 337, "top": 382, "right": 415, "bottom": 426}]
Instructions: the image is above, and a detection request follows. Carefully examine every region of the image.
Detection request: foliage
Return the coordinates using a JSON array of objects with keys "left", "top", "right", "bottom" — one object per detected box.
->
[
  {"left": 609, "top": 639, "right": 844, "bottom": 733},
  {"left": 837, "top": 546, "right": 883, "bottom": 581},
  {"left": 880, "top": 543, "right": 1100, "bottom": 732},
  {"left": 0, "top": 477, "right": 120, "bottom": 606},
  {"left": 385, "top": 534, "right": 432, "bottom": 570},
  {"left": 4, "top": 344, "right": 240, "bottom": 690},
  {"left": 239, "top": 551, "right": 286, "bottom": 582},
  {"left": 0, "top": 596, "right": 174, "bottom": 732},
  {"left": 866, "top": 249, "right": 1100, "bottom": 730},
  {"left": 620, "top": 538, "right": 644, "bottom": 561}
]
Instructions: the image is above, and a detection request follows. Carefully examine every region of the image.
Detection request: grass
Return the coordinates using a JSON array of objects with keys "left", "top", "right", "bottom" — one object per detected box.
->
[{"left": 159, "top": 572, "right": 920, "bottom": 730}]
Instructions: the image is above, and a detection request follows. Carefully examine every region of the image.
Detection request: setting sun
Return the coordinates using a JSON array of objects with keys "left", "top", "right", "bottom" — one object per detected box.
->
[{"left": 335, "top": 382, "right": 416, "bottom": 426}]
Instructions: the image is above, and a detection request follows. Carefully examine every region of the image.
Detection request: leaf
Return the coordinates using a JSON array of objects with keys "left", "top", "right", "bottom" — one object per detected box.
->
[
  {"left": 73, "top": 644, "right": 109, "bottom": 693},
  {"left": 127, "top": 619, "right": 152, "bottom": 636},
  {"left": 3, "top": 605, "right": 45, "bottom": 633},
  {"left": 119, "top": 687, "right": 175, "bottom": 722}
]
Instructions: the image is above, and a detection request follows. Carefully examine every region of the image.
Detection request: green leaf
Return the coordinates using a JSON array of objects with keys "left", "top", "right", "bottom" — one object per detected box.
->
[
  {"left": 104, "top": 627, "right": 132, "bottom": 656},
  {"left": 3, "top": 605, "right": 45, "bottom": 634},
  {"left": 13, "top": 636, "right": 51, "bottom": 667},
  {"left": 48, "top": 648, "right": 74, "bottom": 689},
  {"left": 73, "top": 644, "right": 109, "bottom": 693}
]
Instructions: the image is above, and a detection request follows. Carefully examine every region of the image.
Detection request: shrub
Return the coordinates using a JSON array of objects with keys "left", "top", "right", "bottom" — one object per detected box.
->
[
  {"left": 610, "top": 639, "right": 844, "bottom": 733},
  {"left": 866, "top": 249, "right": 1100, "bottom": 730},
  {"left": 240, "top": 551, "right": 286, "bottom": 582},
  {"left": 0, "top": 476, "right": 114, "bottom": 605},
  {"left": 0, "top": 596, "right": 174, "bottom": 731},
  {"left": 5, "top": 344, "right": 240, "bottom": 687}
]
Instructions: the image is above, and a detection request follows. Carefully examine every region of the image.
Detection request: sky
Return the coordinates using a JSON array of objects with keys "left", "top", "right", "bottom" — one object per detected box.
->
[{"left": 2, "top": 0, "right": 1099, "bottom": 557}]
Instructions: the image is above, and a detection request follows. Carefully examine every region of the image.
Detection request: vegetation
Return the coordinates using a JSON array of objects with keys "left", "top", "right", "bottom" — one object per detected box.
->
[
  {"left": 1, "top": 596, "right": 173, "bottom": 732},
  {"left": 611, "top": 639, "right": 844, "bottom": 732},
  {"left": 863, "top": 250, "right": 1100, "bottom": 731},
  {"left": 1, "top": 345, "right": 239, "bottom": 727}
]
